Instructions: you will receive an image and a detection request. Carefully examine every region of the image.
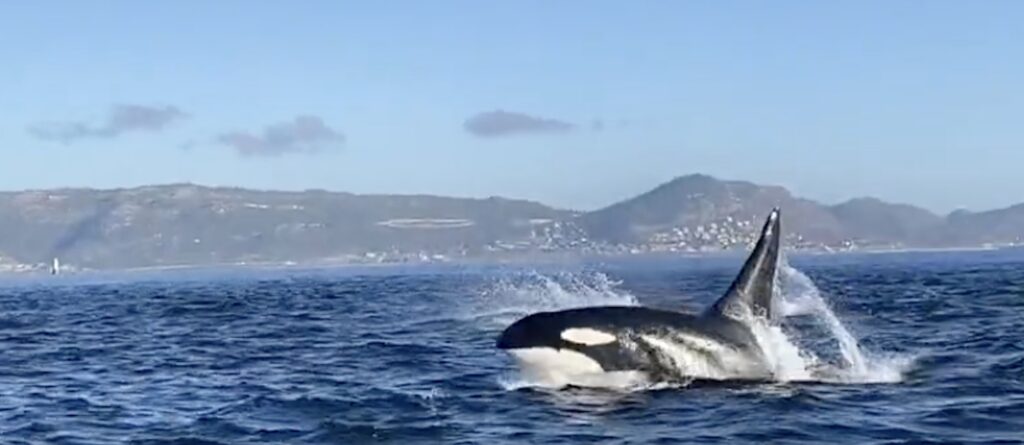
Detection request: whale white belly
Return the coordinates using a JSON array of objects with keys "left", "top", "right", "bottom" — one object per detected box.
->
[{"left": 505, "top": 347, "right": 647, "bottom": 389}]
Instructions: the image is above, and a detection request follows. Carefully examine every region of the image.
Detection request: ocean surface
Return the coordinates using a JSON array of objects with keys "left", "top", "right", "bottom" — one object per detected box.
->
[{"left": 0, "top": 249, "right": 1022, "bottom": 444}]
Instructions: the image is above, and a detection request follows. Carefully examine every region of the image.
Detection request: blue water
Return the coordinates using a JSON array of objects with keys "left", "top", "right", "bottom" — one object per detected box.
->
[{"left": 0, "top": 250, "right": 1022, "bottom": 444}]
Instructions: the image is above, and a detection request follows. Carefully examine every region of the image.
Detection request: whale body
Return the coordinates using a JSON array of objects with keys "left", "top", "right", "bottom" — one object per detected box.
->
[{"left": 496, "top": 208, "right": 783, "bottom": 386}]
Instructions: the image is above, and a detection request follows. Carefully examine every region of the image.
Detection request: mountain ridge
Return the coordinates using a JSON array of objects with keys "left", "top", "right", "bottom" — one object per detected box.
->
[{"left": 1, "top": 174, "right": 1020, "bottom": 270}]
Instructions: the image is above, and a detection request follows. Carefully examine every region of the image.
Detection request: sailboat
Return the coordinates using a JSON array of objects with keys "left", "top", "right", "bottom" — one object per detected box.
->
[{"left": 50, "top": 257, "right": 60, "bottom": 275}]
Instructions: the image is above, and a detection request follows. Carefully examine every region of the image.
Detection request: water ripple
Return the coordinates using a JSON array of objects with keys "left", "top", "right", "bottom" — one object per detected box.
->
[{"left": 0, "top": 250, "right": 1021, "bottom": 443}]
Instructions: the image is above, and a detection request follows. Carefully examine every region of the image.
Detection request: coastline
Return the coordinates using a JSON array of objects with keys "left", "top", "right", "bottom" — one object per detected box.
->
[{"left": 1, "top": 244, "right": 1019, "bottom": 277}]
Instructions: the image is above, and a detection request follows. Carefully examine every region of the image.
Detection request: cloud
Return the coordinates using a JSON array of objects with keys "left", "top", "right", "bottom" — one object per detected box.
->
[
  {"left": 216, "top": 115, "right": 345, "bottom": 157},
  {"left": 463, "top": 110, "right": 575, "bottom": 138},
  {"left": 29, "top": 104, "right": 187, "bottom": 143}
]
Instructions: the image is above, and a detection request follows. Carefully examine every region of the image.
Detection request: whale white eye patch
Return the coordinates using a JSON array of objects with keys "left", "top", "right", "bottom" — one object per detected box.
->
[{"left": 560, "top": 328, "right": 617, "bottom": 346}]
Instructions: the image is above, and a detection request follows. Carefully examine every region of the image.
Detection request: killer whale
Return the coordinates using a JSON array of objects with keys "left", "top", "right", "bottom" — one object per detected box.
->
[{"left": 496, "top": 208, "right": 783, "bottom": 385}]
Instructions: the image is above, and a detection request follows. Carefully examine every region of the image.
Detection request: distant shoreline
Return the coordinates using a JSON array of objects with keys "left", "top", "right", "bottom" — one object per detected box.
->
[
  {"left": 2, "top": 177, "right": 1021, "bottom": 276},
  {"left": 2, "top": 244, "right": 1020, "bottom": 277}
]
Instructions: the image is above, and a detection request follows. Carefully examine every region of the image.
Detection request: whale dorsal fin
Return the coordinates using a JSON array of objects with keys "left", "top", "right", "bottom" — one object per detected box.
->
[{"left": 704, "top": 208, "right": 781, "bottom": 320}]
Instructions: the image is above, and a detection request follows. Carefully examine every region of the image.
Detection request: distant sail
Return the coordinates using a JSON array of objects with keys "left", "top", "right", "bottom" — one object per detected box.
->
[{"left": 50, "top": 257, "right": 60, "bottom": 275}]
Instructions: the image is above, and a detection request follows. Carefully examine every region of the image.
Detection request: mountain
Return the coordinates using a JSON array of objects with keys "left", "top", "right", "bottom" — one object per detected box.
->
[
  {"left": 578, "top": 174, "right": 846, "bottom": 246},
  {"left": 0, "top": 175, "right": 1020, "bottom": 270},
  {"left": 0, "top": 184, "right": 571, "bottom": 269},
  {"left": 829, "top": 197, "right": 944, "bottom": 245},
  {"left": 941, "top": 204, "right": 1024, "bottom": 245},
  {"left": 579, "top": 174, "right": 1020, "bottom": 250}
]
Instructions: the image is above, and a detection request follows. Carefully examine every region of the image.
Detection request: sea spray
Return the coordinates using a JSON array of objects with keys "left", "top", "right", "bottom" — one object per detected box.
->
[
  {"left": 487, "top": 264, "right": 910, "bottom": 389},
  {"left": 775, "top": 260, "right": 910, "bottom": 383},
  {"left": 470, "top": 270, "right": 637, "bottom": 327}
]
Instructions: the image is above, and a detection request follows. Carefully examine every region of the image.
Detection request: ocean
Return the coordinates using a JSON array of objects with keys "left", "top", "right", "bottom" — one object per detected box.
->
[{"left": 0, "top": 249, "right": 1022, "bottom": 444}]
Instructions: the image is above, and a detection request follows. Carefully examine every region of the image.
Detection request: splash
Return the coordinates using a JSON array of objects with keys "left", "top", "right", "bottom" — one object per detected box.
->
[
  {"left": 470, "top": 270, "right": 637, "bottom": 328},
  {"left": 774, "top": 262, "right": 912, "bottom": 383},
  {"left": 490, "top": 263, "right": 911, "bottom": 391}
]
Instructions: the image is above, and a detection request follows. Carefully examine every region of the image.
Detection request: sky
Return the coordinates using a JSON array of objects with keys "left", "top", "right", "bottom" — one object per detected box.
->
[{"left": 2, "top": 1, "right": 1022, "bottom": 213}]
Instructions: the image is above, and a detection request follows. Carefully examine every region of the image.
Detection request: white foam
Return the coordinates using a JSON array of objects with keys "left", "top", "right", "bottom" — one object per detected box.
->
[
  {"left": 637, "top": 259, "right": 914, "bottom": 385},
  {"left": 639, "top": 334, "right": 752, "bottom": 380},
  {"left": 469, "top": 271, "right": 637, "bottom": 327},
  {"left": 773, "top": 260, "right": 914, "bottom": 383},
  {"left": 748, "top": 320, "right": 816, "bottom": 382}
]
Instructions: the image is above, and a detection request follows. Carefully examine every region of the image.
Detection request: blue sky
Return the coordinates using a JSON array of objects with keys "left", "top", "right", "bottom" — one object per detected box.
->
[{"left": 2, "top": 1, "right": 1021, "bottom": 213}]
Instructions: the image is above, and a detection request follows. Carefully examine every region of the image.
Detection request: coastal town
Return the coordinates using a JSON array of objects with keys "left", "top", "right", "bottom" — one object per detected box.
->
[{"left": 4, "top": 212, "right": 1018, "bottom": 274}]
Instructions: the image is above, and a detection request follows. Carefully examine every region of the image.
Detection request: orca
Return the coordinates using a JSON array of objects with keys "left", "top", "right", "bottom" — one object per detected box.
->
[{"left": 496, "top": 208, "right": 783, "bottom": 386}]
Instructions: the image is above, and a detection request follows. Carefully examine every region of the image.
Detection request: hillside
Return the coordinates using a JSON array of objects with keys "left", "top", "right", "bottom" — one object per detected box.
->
[
  {"left": 0, "top": 185, "right": 571, "bottom": 269},
  {"left": 578, "top": 174, "right": 1021, "bottom": 251},
  {"left": 0, "top": 175, "right": 1021, "bottom": 270}
]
